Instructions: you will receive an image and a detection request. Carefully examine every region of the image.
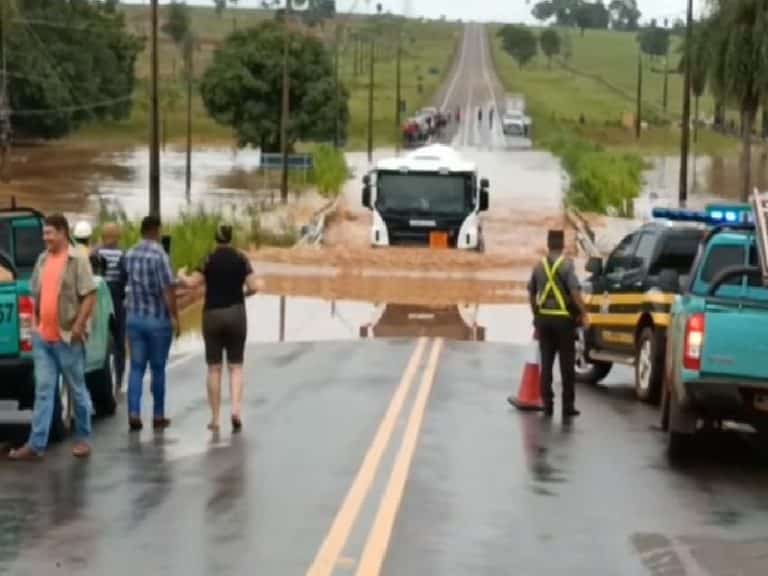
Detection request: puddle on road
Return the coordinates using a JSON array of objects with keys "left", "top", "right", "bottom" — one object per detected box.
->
[{"left": 174, "top": 289, "right": 536, "bottom": 356}]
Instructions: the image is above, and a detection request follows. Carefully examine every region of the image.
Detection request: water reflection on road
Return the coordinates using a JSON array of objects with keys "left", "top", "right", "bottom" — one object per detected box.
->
[{"left": 174, "top": 295, "right": 535, "bottom": 357}]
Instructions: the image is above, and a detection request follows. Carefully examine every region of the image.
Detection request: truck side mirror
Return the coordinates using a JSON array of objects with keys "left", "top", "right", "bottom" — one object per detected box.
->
[
  {"left": 586, "top": 257, "right": 603, "bottom": 276},
  {"left": 479, "top": 189, "right": 489, "bottom": 212},
  {"left": 362, "top": 175, "right": 372, "bottom": 209},
  {"left": 658, "top": 269, "right": 681, "bottom": 293}
]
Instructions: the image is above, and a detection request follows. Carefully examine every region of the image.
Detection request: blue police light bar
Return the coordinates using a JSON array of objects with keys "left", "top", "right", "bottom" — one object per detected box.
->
[{"left": 652, "top": 204, "right": 754, "bottom": 227}]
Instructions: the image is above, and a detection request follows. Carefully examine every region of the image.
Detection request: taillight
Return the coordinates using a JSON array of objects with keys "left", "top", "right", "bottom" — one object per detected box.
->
[
  {"left": 683, "top": 313, "right": 705, "bottom": 371},
  {"left": 18, "top": 296, "right": 34, "bottom": 353}
]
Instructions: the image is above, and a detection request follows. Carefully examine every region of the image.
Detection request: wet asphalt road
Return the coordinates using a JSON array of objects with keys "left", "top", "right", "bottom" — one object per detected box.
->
[{"left": 1, "top": 340, "right": 768, "bottom": 575}]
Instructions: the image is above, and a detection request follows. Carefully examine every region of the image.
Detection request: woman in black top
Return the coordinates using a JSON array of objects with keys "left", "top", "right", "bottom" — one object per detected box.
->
[{"left": 179, "top": 224, "right": 259, "bottom": 432}]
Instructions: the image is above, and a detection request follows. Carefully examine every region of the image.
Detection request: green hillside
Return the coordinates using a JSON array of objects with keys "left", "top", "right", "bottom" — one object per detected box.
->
[{"left": 73, "top": 5, "right": 459, "bottom": 149}]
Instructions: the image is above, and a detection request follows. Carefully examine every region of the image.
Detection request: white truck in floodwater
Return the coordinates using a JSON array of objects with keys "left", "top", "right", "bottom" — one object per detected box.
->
[{"left": 361, "top": 144, "right": 489, "bottom": 251}]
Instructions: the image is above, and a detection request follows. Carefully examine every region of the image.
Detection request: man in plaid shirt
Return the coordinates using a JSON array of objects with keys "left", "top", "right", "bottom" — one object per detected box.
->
[{"left": 124, "top": 216, "right": 180, "bottom": 432}]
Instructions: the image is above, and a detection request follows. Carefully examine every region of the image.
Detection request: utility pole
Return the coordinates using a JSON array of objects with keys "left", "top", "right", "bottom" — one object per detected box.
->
[
  {"left": 367, "top": 37, "right": 375, "bottom": 164},
  {"left": 662, "top": 53, "right": 669, "bottom": 112},
  {"left": 394, "top": 31, "right": 402, "bottom": 153},
  {"left": 333, "top": 24, "right": 341, "bottom": 149},
  {"left": 635, "top": 50, "right": 642, "bottom": 140},
  {"left": 280, "top": 0, "right": 292, "bottom": 204},
  {"left": 678, "top": 0, "right": 694, "bottom": 207},
  {"left": 0, "top": 0, "right": 12, "bottom": 183},
  {"left": 150, "top": 0, "right": 161, "bottom": 218},
  {"left": 185, "top": 37, "right": 193, "bottom": 204}
]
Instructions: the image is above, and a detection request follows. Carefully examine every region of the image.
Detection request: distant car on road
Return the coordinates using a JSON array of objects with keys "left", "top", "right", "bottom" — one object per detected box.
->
[
  {"left": 361, "top": 144, "right": 489, "bottom": 251},
  {"left": 0, "top": 204, "right": 117, "bottom": 443}
]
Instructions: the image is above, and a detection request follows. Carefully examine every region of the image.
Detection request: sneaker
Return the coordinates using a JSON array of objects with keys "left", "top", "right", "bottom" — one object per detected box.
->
[
  {"left": 153, "top": 417, "right": 172, "bottom": 430},
  {"left": 129, "top": 417, "right": 143, "bottom": 432},
  {"left": 8, "top": 444, "right": 43, "bottom": 462},
  {"left": 231, "top": 415, "right": 242, "bottom": 433},
  {"left": 72, "top": 442, "right": 92, "bottom": 459}
]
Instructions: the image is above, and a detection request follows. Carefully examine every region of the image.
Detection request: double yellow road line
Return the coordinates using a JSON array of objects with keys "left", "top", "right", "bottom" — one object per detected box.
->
[{"left": 306, "top": 337, "right": 444, "bottom": 576}]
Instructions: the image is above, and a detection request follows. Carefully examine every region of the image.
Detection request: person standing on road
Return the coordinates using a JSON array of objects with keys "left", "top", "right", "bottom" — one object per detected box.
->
[
  {"left": 489, "top": 107, "right": 494, "bottom": 130},
  {"left": 94, "top": 223, "right": 127, "bottom": 391},
  {"left": 124, "top": 216, "right": 179, "bottom": 432},
  {"left": 478, "top": 107, "right": 483, "bottom": 123},
  {"left": 515, "top": 230, "right": 589, "bottom": 418},
  {"left": 178, "top": 224, "right": 260, "bottom": 433},
  {"left": 9, "top": 214, "right": 98, "bottom": 461}
]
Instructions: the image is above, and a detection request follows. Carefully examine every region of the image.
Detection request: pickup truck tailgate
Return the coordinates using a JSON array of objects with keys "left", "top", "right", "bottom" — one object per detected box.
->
[
  {"left": 0, "top": 284, "right": 19, "bottom": 357},
  {"left": 701, "top": 304, "right": 768, "bottom": 380}
]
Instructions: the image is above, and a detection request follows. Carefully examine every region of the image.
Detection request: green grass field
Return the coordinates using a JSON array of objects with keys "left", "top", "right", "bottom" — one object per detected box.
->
[
  {"left": 72, "top": 6, "right": 459, "bottom": 150},
  {"left": 490, "top": 26, "right": 736, "bottom": 156}
]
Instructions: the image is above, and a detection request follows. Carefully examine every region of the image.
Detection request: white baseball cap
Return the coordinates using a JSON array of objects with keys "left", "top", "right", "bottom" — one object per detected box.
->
[{"left": 73, "top": 220, "right": 93, "bottom": 241}]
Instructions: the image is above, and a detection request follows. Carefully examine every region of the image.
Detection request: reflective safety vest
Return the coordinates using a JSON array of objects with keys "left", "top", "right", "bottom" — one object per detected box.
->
[{"left": 537, "top": 256, "right": 570, "bottom": 317}]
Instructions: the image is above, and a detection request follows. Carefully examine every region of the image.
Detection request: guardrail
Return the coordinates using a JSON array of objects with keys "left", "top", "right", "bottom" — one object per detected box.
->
[{"left": 295, "top": 196, "right": 342, "bottom": 247}]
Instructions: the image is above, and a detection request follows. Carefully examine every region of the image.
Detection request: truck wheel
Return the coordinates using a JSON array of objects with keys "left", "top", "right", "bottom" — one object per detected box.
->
[
  {"left": 635, "top": 327, "right": 664, "bottom": 405},
  {"left": 87, "top": 341, "right": 116, "bottom": 417},
  {"left": 49, "top": 377, "right": 72, "bottom": 443},
  {"left": 575, "top": 328, "right": 612, "bottom": 385}
]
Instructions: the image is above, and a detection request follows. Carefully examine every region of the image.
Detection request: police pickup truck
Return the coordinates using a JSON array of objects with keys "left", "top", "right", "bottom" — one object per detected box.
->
[
  {"left": 660, "top": 204, "right": 768, "bottom": 454},
  {"left": 577, "top": 215, "right": 706, "bottom": 403},
  {"left": 0, "top": 205, "right": 116, "bottom": 442}
]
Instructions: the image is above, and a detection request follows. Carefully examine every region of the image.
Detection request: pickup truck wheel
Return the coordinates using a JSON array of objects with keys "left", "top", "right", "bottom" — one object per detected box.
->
[
  {"left": 575, "top": 329, "right": 612, "bottom": 385},
  {"left": 666, "top": 389, "right": 696, "bottom": 460},
  {"left": 635, "top": 327, "right": 664, "bottom": 405},
  {"left": 87, "top": 340, "right": 116, "bottom": 417},
  {"left": 49, "top": 377, "right": 72, "bottom": 443}
]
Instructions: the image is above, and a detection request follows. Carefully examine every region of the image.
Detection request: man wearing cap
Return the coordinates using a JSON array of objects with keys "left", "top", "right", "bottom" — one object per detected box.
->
[{"left": 522, "top": 229, "right": 589, "bottom": 418}]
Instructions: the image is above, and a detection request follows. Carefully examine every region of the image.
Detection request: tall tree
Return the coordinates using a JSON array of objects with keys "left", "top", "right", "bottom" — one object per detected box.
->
[
  {"left": 637, "top": 21, "right": 670, "bottom": 59},
  {"left": 609, "top": 0, "right": 640, "bottom": 31},
  {"left": 539, "top": 29, "right": 562, "bottom": 68},
  {"left": 498, "top": 25, "right": 538, "bottom": 68},
  {"left": 200, "top": 21, "right": 349, "bottom": 151},
  {"left": 709, "top": 0, "right": 768, "bottom": 201},
  {"left": 3, "top": 0, "right": 142, "bottom": 139},
  {"left": 575, "top": 1, "right": 610, "bottom": 35},
  {"left": 163, "top": 1, "right": 191, "bottom": 48}
]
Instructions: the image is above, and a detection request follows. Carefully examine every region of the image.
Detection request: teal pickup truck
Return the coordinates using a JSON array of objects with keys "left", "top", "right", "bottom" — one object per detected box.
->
[
  {"left": 0, "top": 205, "right": 116, "bottom": 443},
  {"left": 658, "top": 205, "right": 768, "bottom": 455}
]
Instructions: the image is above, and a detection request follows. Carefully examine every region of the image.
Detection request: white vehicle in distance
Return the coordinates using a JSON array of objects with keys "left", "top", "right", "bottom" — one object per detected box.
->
[{"left": 361, "top": 144, "right": 489, "bottom": 251}]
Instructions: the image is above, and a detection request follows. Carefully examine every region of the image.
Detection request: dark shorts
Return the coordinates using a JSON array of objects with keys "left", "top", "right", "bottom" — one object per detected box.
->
[{"left": 202, "top": 304, "right": 247, "bottom": 365}]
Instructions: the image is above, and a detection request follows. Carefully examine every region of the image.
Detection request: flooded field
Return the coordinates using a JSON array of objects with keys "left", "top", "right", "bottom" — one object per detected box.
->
[
  {"left": 640, "top": 152, "right": 768, "bottom": 216},
  {"left": 0, "top": 143, "right": 308, "bottom": 219}
]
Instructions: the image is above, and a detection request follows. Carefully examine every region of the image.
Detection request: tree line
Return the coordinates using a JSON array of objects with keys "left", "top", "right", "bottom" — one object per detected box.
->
[
  {"left": 1, "top": 0, "right": 349, "bottom": 152},
  {"left": 531, "top": 0, "right": 642, "bottom": 35}
]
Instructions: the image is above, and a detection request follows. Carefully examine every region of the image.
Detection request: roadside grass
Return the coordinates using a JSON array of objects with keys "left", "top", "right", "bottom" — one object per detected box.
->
[
  {"left": 489, "top": 26, "right": 736, "bottom": 156},
  {"left": 72, "top": 6, "right": 460, "bottom": 151},
  {"left": 97, "top": 201, "right": 296, "bottom": 273}
]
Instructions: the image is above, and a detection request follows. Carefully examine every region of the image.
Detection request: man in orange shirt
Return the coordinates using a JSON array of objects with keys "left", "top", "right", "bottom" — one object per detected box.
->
[{"left": 9, "top": 214, "right": 97, "bottom": 461}]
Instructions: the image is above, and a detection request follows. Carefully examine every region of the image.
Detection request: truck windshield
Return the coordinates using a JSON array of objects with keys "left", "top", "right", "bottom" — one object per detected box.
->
[{"left": 376, "top": 172, "right": 472, "bottom": 216}]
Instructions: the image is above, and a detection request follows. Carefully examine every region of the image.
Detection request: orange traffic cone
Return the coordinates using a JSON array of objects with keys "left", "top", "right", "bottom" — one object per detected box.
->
[{"left": 507, "top": 334, "right": 545, "bottom": 412}]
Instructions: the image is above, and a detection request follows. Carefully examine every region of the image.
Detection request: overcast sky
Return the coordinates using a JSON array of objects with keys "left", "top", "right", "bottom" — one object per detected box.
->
[{"left": 123, "top": 0, "right": 707, "bottom": 25}]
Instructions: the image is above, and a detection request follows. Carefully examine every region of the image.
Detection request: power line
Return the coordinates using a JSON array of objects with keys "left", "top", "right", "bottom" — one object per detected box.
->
[{"left": 10, "top": 95, "right": 136, "bottom": 116}]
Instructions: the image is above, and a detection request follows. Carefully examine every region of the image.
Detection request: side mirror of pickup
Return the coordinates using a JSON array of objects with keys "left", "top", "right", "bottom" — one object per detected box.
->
[
  {"left": 586, "top": 257, "right": 603, "bottom": 277},
  {"left": 658, "top": 269, "right": 681, "bottom": 293}
]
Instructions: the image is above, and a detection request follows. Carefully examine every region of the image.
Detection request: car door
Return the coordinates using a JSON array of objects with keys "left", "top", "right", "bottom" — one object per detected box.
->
[
  {"left": 602, "top": 230, "right": 659, "bottom": 354},
  {"left": 593, "top": 232, "right": 640, "bottom": 353}
]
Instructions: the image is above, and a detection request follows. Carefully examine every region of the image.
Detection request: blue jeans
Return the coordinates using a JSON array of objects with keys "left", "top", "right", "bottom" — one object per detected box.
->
[
  {"left": 29, "top": 333, "right": 92, "bottom": 453},
  {"left": 126, "top": 315, "right": 173, "bottom": 419}
]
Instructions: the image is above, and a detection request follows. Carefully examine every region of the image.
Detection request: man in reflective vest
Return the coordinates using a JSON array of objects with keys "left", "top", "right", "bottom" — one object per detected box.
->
[{"left": 528, "top": 230, "right": 589, "bottom": 418}]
